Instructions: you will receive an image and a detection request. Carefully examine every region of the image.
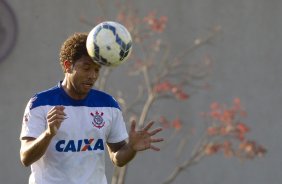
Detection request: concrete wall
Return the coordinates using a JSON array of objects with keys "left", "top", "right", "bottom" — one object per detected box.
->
[{"left": 1, "top": 0, "right": 281, "bottom": 183}]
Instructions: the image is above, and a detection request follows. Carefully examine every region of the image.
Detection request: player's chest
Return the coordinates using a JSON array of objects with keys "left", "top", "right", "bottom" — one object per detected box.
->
[{"left": 55, "top": 107, "right": 112, "bottom": 138}]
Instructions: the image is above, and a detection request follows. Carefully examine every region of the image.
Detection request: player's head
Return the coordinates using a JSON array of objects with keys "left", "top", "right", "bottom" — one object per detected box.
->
[
  {"left": 60, "top": 33, "right": 101, "bottom": 99},
  {"left": 59, "top": 32, "right": 89, "bottom": 72}
]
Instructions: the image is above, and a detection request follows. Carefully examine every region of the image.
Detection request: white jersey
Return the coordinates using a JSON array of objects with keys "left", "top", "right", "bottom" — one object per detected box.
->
[{"left": 20, "top": 82, "right": 128, "bottom": 184}]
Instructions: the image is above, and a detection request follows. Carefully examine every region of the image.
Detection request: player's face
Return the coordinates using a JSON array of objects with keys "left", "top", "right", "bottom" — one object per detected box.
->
[{"left": 66, "top": 55, "right": 101, "bottom": 99}]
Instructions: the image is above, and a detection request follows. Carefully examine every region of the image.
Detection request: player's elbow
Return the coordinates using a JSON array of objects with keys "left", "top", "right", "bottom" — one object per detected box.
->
[
  {"left": 111, "top": 155, "right": 128, "bottom": 167},
  {"left": 20, "top": 157, "right": 31, "bottom": 167},
  {"left": 113, "top": 159, "right": 128, "bottom": 167},
  {"left": 21, "top": 161, "right": 31, "bottom": 167},
  {"left": 20, "top": 151, "right": 32, "bottom": 167},
  {"left": 113, "top": 155, "right": 135, "bottom": 167}
]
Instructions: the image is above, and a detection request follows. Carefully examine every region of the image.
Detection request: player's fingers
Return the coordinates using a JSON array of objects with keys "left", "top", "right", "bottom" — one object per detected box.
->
[
  {"left": 49, "top": 105, "right": 64, "bottom": 112},
  {"left": 52, "top": 113, "right": 66, "bottom": 120},
  {"left": 130, "top": 119, "right": 136, "bottom": 132},
  {"left": 51, "top": 111, "right": 66, "bottom": 118},
  {"left": 48, "top": 106, "right": 65, "bottom": 113},
  {"left": 148, "top": 127, "right": 163, "bottom": 136},
  {"left": 143, "top": 121, "right": 154, "bottom": 131},
  {"left": 49, "top": 119, "right": 63, "bottom": 126},
  {"left": 54, "top": 107, "right": 66, "bottom": 115},
  {"left": 48, "top": 113, "right": 66, "bottom": 122},
  {"left": 150, "top": 145, "right": 161, "bottom": 151},
  {"left": 49, "top": 106, "right": 57, "bottom": 111},
  {"left": 47, "top": 108, "right": 56, "bottom": 118},
  {"left": 47, "top": 107, "right": 66, "bottom": 119},
  {"left": 56, "top": 105, "right": 65, "bottom": 110},
  {"left": 150, "top": 138, "right": 164, "bottom": 143}
]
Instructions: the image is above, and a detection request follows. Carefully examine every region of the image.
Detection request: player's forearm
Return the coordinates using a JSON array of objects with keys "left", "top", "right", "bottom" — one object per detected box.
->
[
  {"left": 112, "top": 143, "right": 137, "bottom": 167},
  {"left": 20, "top": 131, "right": 54, "bottom": 167}
]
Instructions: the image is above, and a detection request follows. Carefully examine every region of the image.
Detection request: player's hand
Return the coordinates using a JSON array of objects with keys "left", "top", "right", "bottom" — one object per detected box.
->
[
  {"left": 46, "top": 106, "right": 66, "bottom": 136},
  {"left": 128, "top": 120, "right": 164, "bottom": 152}
]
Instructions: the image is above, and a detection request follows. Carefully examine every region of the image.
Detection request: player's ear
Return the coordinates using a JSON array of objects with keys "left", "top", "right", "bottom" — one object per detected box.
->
[{"left": 63, "top": 60, "right": 72, "bottom": 72}]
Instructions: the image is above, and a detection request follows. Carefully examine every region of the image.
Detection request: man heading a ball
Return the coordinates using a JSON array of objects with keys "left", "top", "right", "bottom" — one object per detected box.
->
[{"left": 19, "top": 32, "right": 163, "bottom": 184}]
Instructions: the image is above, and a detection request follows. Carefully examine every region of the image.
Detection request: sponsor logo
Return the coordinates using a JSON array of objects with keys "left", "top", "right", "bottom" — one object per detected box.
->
[{"left": 55, "top": 138, "right": 104, "bottom": 152}]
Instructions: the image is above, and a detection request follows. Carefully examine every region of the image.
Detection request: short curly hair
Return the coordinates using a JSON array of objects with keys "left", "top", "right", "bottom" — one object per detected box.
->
[{"left": 59, "top": 32, "right": 89, "bottom": 72}]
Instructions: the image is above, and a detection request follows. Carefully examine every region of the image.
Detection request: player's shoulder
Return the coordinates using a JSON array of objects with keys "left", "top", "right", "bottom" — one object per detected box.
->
[
  {"left": 28, "top": 85, "right": 61, "bottom": 110},
  {"left": 35, "top": 85, "right": 60, "bottom": 98},
  {"left": 88, "top": 89, "right": 121, "bottom": 109},
  {"left": 33, "top": 84, "right": 60, "bottom": 99}
]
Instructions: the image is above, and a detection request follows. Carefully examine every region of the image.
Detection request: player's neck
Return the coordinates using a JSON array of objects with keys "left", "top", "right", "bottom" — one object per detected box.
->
[{"left": 61, "top": 79, "right": 88, "bottom": 100}]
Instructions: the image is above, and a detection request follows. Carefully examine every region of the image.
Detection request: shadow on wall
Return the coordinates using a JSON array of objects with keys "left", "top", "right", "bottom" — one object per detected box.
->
[{"left": 0, "top": 0, "right": 18, "bottom": 62}]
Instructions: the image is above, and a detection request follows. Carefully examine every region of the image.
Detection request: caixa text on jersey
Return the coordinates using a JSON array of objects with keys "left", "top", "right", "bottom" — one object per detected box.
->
[{"left": 55, "top": 138, "right": 104, "bottom": 152}]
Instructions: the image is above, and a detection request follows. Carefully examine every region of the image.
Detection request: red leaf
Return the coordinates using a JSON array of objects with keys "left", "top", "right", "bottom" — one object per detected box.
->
[{"left": 171, "top": 118, "right": 182, "bottom": 130}]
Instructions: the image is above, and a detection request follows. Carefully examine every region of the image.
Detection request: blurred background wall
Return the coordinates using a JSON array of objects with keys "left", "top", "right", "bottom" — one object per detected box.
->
[{"left": 0, "top": 0, "right": 281, "bottom": 183}]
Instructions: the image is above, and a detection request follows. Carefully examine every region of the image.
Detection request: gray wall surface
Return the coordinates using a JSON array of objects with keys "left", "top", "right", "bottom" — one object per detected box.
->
[{"left": 0, "top": 0, "right": 281, "bottom": 183}]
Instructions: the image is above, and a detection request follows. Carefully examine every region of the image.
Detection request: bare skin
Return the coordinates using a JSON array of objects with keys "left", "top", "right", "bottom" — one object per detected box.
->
[{"left": 107, "top": 120, "right": 163, "bottom": 166}]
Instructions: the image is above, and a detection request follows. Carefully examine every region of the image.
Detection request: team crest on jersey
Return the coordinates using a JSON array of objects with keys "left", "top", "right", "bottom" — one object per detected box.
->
[{"left": 90, "top": 111, "right": 106, "bottom": 129}]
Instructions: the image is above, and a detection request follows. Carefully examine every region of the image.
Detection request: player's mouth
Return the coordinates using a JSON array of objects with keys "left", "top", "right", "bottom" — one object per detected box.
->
[{"left": 82, "top": 82, "right": 94, "bottom": 89}]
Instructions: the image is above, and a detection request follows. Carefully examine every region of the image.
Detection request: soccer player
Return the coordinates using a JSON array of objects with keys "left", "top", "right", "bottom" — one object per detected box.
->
[{"left": 20, "top": 33, "right": 163, "bottom": 184}]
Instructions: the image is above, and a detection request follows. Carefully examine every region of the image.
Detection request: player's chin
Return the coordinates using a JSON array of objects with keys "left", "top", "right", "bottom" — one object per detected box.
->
[{"left": 81, "top": 84, "right": 93, "bottom": 93}]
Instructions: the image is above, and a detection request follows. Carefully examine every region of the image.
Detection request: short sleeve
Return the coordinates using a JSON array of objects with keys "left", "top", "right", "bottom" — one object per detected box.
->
[
  {"left": 20, "top": 98, "right": 47, "bottom": 139},
  {"left": 107, "top": 108, "right": 128, "bottom": 143}
]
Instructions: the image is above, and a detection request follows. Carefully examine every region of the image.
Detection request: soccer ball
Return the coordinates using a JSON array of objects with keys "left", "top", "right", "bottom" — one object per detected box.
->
[{"left": 86, "top": 21, "right": 133, "bottom": 67}]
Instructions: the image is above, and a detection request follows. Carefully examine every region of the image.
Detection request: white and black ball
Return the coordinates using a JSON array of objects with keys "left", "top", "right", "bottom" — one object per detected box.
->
[{"left": 86, "top": 21, "right": 133, "bottom": 67}]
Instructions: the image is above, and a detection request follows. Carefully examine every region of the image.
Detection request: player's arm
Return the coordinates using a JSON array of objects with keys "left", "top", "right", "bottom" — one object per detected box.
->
[
  {"left": 20, "top": 106, "right": 66, "bottom": 167},
  {"left": 20, "top": 133, "right": 54, "bottom": 167},
  {"left": 107, "top": 120, "right": 163, "bottom": 167},
  {"left": 107, "top": 140, "right": 136, "bottom": 167}
]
